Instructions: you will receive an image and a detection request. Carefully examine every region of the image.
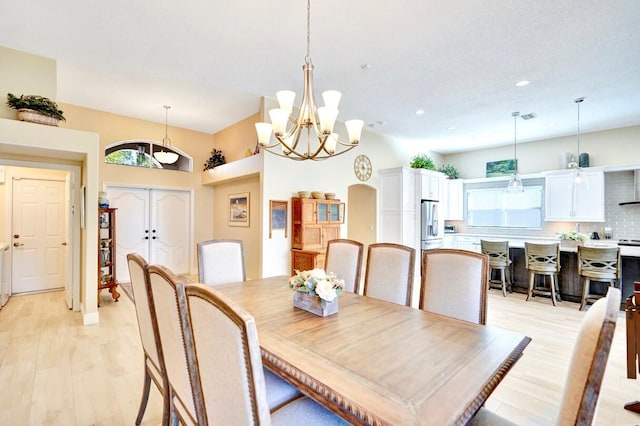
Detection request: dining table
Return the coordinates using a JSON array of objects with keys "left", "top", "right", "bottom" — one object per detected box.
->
[{"left": 214, "top": 276, "right": 531, "bottom": 425}]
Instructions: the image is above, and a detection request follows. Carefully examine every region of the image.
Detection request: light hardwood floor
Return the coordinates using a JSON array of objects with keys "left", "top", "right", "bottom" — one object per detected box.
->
[{"left": 0, "top": 288, "right": 639, "bottom": 425}]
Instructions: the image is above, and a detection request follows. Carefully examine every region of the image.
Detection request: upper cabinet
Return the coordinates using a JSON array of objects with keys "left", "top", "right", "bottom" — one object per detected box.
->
[
  {"left": 420, "top": 171, "right": 441, "bottom": 201},
  {"left": 444, "top": 179, "right": 464, "bottom": 221},
  {"left": 545, "top": 171, "right": 605, "bottom": 222}
]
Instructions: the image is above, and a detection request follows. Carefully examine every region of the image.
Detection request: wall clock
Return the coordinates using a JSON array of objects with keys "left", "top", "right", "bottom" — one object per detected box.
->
[{"left": 354, "top": 154, "right": 372, "bottom": 181}]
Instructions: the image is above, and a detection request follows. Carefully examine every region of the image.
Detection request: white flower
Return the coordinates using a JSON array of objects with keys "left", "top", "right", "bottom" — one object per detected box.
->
[
  {"left": 315, "top": 279, "right": 338, "bottom": 302},
  {"left": 308, "top": 268, "right": 328, "bottom": 281}
]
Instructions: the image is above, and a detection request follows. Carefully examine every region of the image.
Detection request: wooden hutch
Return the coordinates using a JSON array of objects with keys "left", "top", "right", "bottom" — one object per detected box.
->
[{"left": 291, "top": 196, "right": 343, "bottom": 274}]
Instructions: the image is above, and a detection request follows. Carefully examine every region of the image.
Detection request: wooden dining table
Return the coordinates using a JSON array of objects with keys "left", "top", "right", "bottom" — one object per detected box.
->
[{"left": 214, "top": 276, "right": 531, "bottom": 425}]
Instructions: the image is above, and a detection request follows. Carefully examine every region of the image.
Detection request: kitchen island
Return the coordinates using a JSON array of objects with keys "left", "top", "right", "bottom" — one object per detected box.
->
[{"left": 446, "top": 234, "right": 639, "bottom": 305}]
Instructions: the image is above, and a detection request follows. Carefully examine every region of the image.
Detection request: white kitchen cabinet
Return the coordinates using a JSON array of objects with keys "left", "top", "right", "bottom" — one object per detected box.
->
[
  {"left": 443, "top": 235, "right": 457, "bottom": 249},
  {"left": 420, "top": 171, "right": 441, "bottom": 201},
  {"left": 444, "top": 179, "right": 464, "bottom": 220},
  {"left": 545, "top": 171, "right": 605, "bottom": 222},
  {"left": 457, "top": 235, "right": 481, "bottom": 253}
]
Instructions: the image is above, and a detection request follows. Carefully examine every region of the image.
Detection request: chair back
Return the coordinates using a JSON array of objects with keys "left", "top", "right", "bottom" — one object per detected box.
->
[
  {"left": 480, "top": 240, "right": 510, "bottom": 268},
  {"left": 556, "top": 287, "right": 621, "bottom": 425},
  {"left": 184, "top": 283, "right": 272, "bottom": 425},
  {"left": 197, "top": 239, "right": 246, "bottom": 285},
  {"left": 363, "top": 243, "right": 415, "bottom": 306},
  {"left": 525, "top": 242, "right": 561, "bottom": 273},
  {"left": 577, "top": 246, "right": 621, "bottom": 280},
  {"left": 126, "top": 253, "right": 163, "bottom": 379},
  {"left": 147, "top": 264, "right": 204, "bottom": 425},
  {"left": 420, "top": 248, "right": 489, "bottom": 324},
  {"left": 325, "top": 239, "right": 364, "bottom": 293}
]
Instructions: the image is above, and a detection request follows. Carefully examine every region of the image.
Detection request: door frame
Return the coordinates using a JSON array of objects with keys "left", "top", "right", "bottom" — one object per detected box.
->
[
  {"left": 105, "top": 182, "right": 195, "bottom": 276},
  {"left": 3, "top": 160, "right": 81, "bottom": 311}
]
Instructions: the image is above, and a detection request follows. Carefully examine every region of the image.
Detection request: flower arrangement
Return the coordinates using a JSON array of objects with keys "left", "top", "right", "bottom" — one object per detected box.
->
[
  {"left": 557, "top": 230, "right": 588, "bottom": 242},
  {"left": 288, "top": 269, "right": 345, "bottom": 306}
]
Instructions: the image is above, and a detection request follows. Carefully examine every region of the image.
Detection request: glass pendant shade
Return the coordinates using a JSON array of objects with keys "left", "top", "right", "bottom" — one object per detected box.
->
[
  {"left": 569, "top": 97, "right": 588, "bottom": 188},
  {"left": 506, "top": 112, "right": 524, "bottom": 192}
]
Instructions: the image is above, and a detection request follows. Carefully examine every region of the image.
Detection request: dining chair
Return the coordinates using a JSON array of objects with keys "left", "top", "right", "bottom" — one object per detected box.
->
[
  {"left": 525, "top": 242, "right": 561, "bottom": 306},
  {"left": 126, "top": 253, "right": 166, "bottom": 425},
  {"left": 469, "top": 287, "right": 621, "bottom": 425},
  {"left": 419, "top": 248, "right": 489, "bottom": 325},
  {"left": 146, "top": 264, "right": 204, "bottom": 425},
  {"left": 577, "top": 245, "right": 621, "bottom": 311},
  {"left": 184, "top": 282, "right": 349, "bottom": 425},
  {"left": 324, "top": 239, "right": 364, "bottom": 293},
  {"left": 197, "top": 239, "right": 245, "bottom": 285},
  {"left": 363, "top": 243, "right": 415, "bottom": 306}
]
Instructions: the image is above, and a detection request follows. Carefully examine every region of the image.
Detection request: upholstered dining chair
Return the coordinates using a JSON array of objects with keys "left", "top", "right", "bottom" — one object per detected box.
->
[
  {"left": 420, "top": 248, "right": 489, "bottom": 325},
  {"left": 184, "top": 283, "right": 349, "bottom": 425},
  {"left": 197, "top": 239, "right": 245, "bottom": 285},
  {"left": 126, "top": 253, "right": 165, "bottom": 425},
  {"left": 469, "top": 287, "right": 621, "bottom": 425},
  {"left": 146, "top": 264, "right": 203, "bottom": 425},
  {"left": 363, "top": 243, "right": 415, "bottom": 306},
  {"left": 324, "top": 239, "right": 364, "bottom": 294}
]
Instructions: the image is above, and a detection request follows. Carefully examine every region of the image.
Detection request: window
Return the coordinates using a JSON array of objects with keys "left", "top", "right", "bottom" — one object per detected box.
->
[
  {"left": 466, "top": 179, "right": 543, "bottom": 228},
  {"left": 104, "top": 140, "right": 192, "bottom": 172}
]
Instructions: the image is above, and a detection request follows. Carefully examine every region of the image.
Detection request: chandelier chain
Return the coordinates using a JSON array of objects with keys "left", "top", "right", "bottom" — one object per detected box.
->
[{"left": 305, "top": 0, "right": 312, "bottom": 65}]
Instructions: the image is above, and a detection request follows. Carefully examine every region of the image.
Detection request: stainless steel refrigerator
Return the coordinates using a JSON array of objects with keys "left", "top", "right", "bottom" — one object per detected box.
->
[{"left": 421, "top": 200, "right": 443, "bottom": 250}]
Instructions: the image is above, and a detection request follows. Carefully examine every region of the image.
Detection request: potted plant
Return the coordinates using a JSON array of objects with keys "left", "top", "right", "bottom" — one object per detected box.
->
[
  {"left": 438, "top": 164, "right": 459, "bottom": 179},
  {"left": 410, "top": 154, "right": 436, "bottom": 170},
  {"left": 6, "top": 93, "right": 66, "bottom": 126},
  {"left": 203, "top": 148, "right": 226, "bottom": 171}
]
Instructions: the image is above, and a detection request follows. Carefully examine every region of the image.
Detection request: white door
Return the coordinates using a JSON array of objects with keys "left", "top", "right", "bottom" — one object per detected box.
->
[
  {"left": 108, "top": 186, "right": 191, "bottom": 282},
  {"left": 12, "top": 178, "right": 67, "bottom": 293}
]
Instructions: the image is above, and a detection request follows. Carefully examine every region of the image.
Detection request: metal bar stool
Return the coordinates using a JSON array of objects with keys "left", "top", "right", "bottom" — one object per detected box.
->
[
  {"left": 577, "top": 245, "right": 621, "bottom": 311},
  {"left": 480, "top": 240, "right": 512, "bottom": 297},
  {"left": 525, "top": 242, "right": 561, "bottom": 306}
]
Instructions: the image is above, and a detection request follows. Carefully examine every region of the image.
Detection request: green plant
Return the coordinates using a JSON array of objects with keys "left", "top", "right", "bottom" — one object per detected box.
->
[
  {"left": 410, "top": 154, "right": 436, "bottom": 170},
  {"left": 557, "top": 231, "right": 588, "bottom": 242},
  {"left": 438, "top": 164, "right": 459, "bottom": 179},
  {"left": 6, "top": 93, "right": 66, "bottom": 121},
  {"left": 203, "top": 148, "right": 226, "bottom": 171}
]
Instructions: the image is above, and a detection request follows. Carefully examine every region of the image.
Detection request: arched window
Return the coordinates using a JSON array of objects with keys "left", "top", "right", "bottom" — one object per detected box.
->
[{"left": 104, "top": 140, "right": 193, "bottom": 172}]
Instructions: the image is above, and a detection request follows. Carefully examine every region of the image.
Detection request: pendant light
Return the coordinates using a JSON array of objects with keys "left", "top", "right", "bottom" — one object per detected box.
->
[
  {"left": 568, "top": 97, "right": 587, "bottom": 188},
  {"left": 154, "top": 105, "right": 179, "bottom": 164},
  {"left": 506, "top": 112, "right": 524, "bottom": 192}
]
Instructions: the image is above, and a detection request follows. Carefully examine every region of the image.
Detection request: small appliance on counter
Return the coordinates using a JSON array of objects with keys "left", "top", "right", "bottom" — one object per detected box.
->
[{"left": 444, "top": 225, "right": 457, "bottom": 233}]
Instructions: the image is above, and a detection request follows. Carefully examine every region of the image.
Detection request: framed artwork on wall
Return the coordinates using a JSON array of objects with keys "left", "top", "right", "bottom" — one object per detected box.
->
[
  {"left": 229, "top": 192, "right": 250, "bottom": 227},
  {"left": 486, "top": 159, "right": 517, "bottom": 177},
  {"left": 269, "top": 200, "right": 288, "bottom": 238}
]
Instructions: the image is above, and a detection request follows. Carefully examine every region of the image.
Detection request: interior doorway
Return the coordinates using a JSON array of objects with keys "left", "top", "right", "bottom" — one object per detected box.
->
[{"left": 347, "top": 184, "right": 377, "bottom": 286}]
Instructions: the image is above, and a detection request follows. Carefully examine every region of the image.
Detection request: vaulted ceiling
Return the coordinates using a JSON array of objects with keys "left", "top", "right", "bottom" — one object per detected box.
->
[{"left": 1, "top": 1, "right": 638, "bottom": 153}]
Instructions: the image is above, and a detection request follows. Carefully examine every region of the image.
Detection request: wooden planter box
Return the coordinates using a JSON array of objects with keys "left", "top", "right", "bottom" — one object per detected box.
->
[{"left": 293, "top": 291, "right": 338, "bottom": 317}]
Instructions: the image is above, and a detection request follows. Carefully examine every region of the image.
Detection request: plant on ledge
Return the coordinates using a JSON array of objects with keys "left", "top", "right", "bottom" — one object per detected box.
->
[
  {"left": 6, "top": 93, "right": 66, "bottom": 121},
  {"left": 438, "top": 164, "right": 459, "bottom": 179},
  {"left": 203, "top": 148, "right": 226, "bottom": 171},
  {"left": 410, "top": 154, "right": 436, "bottom": 170},
  {"left": 288, "top": 269, "right": 345, "bottom": 306}
]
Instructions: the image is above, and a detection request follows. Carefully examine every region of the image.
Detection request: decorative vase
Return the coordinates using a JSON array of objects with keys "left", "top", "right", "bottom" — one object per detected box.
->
[
  {"left": 293, "top": 292, "right": 338, "bottom": 317},
  {"left": 17, "top": 109, "right": 59, "bottom": 126},
  {"left": 579, "top": 152, "right": 590, "bottom": 168}
]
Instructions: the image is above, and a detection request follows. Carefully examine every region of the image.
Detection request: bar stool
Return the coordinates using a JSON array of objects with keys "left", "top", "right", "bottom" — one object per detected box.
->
[
  {"left": 525, "top": 242, "right": 561, "bottom": 306},
  {"left": 480, "top": 240, "right": 512, "bottom": 297},
  {"left": 577, "top": 245, "right": 621, "bottom": 311}
]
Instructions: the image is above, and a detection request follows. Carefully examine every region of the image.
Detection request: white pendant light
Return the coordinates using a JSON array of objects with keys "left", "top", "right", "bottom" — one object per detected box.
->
[
  {"left": 154, "top": 105, "right": 179, "bottom": 165},
  {"left": 568, "top": 97, "right": 587, "bottom": 188},
  {"left": 506, "top": 112, "right": 524, "bottom": 192}
]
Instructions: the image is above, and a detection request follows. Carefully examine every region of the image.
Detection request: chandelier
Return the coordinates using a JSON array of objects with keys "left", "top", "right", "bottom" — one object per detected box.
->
[
  {"left": 154, "top": 105, "right": 179, "bottom": 164},
  {"left": 506, "top": 112, "right": 524, "bottom": 192},
  {"left": 568, "top": 97, "right": 587, "bottom": 187},
  {"left": 254, "top": 0, "right": 363, "bottom": 161}
]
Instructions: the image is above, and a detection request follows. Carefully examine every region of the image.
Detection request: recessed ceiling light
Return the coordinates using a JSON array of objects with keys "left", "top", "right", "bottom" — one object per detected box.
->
[
  {"left": 415, "top": 109, "right": 424, "bottom": 115},
  {"left": 360, "top": 63, "right": 371, "bottom": 71},
  {"left": 447, "top": 126, "right": 456, "bottom": 131},
  {"left": 515, "top": 80, "right": 530, "bottom": 87}
]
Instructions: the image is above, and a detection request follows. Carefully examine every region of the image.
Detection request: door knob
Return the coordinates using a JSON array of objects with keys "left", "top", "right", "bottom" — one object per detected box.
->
[
  {"left": 61, "top": 242, "right": 68, "bottom": 246},
  {"left": 13, "top": 234, "right": 20, "bottom": 239},
  {"left": 13, "top": 242, "right": 24, "bottom": 247}
]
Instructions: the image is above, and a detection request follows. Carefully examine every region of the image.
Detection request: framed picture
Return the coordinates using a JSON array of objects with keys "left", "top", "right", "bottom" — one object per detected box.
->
[
  {"left": 229, "top": 192, "right": 250, "bottom": 227},
  {"left": 486, "top": 159, "right": 517, "bottom": 177},
  {"left": 269, "top": 200, "right": 288, "bottom": 238}
]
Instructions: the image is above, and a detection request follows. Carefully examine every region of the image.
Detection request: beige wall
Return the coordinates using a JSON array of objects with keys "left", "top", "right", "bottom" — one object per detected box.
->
[
  {"left": 214, "top": 112, "right": 261, "bottom": 163},
  {"left": 0, "top": 46, "right": 57, "bottom": 120},
  {"left": 59, "top": 103, "right": 216, "bottom": 272},
  {"left": 443, "top": 125, "right": 640, "bottom": 178}
]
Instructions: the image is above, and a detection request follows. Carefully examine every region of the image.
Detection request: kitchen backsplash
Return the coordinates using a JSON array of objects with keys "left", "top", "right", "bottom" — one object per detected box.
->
[{"left": 446, "top": 171, "right": 640, "bottom": 240}]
